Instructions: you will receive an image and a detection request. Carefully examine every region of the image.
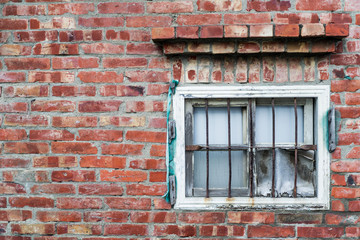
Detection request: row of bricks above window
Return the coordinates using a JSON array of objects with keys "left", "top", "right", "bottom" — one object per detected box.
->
[
  {"left": 152, "top": 24, "right": 349, "bottom": 40},
  {"left": 163, "top": 40, "right": 337, "bottom": 55}
]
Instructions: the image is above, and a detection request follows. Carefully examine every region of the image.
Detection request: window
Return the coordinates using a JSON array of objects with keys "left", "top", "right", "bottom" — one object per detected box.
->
[{"left": 173, "top": 86, "right": 330, "bottom": 209}]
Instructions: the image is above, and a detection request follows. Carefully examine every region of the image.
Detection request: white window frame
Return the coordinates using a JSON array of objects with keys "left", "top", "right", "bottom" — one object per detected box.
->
[{"left": 173, "top": 85, "right": 330, "bottom": 210}]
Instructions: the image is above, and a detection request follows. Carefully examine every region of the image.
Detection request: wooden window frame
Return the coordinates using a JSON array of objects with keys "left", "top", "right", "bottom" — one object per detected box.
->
[{"left": 173, "top": 85, "right": 330, "bottom": 210}]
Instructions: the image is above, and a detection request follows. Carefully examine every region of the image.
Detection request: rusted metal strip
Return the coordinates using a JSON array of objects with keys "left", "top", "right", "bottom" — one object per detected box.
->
[
  {"left": 249, "top": 99, "right": 254, "bottom": 198},
  {"left": 205, "top": 99, "right": 209, "bottom": 198},
  {"left": 271, "top": 98, "right": 276, "bottom": 198},
  {"left": 293, "top": 98, "right": 298, "bottom": 198},
  {"left": 227, "top": 98, "right": 232, "bottom": 198},
  {"left": 185, "top": 144, "right": 316, "bottom": 151}
]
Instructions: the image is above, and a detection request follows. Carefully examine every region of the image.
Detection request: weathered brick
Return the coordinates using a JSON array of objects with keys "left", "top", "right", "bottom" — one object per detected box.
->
[
  {"left": 31, "top": 184, "right": 75, "bottom": 194},
  {"left": 79, "top": 184, "right": 124, "bottom": 196},
  {"left": 57, "top": 198, "right": 102, "bottom": 209},
  {"left": 126, "top": 184, "right": 166, "bottom": 196},
  {"left": 228, "top": 212, "right": 274, "bottom": 224},
  {"left": 98, "top": 2, "right": 144, "bottom": 14},
  {"left": 37, "top": 211, "right": 81, "bottom": 222},
  {"left": 248, "top": 226, "right": 295, "bottom": 238},
  {"left": 84, "top": 211, "right": 127, "bottom": 223},
  {"left": 179, "top": 213, "right": 225, "bottom": 224},
  {"left": 9, "top": 197, "right": 54, "bottom": 208},
  {"left": 298, "top": 227, "right": 344, "bottom": 238},
  {"left": 104, "top": 197, "right": 151, "bottom": 210},
  {"left": 104, "top": 224, "right": 147, "bottom": 236},
  {"left": 48, "top": 3, "right": 94, "bottom": 15},
  {"left": 78, "top": 17, "right": 124, "bottom": 28},
  {"left": 153, "top": 225, "right": 196, "bottom": 237},
  {"left": 296, "top": 0, "right": 341, "bottom": 11},
  {"left": 11, "top": 224, "right": 55, "bottom": 235},
  {"left": 52, "top": 170, "right": 96, "bottom": 182}
]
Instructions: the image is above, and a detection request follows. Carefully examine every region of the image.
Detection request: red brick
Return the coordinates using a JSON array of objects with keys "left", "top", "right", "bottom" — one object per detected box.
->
[
  {"left": 154, "top": 198, "right": 171, "bottom": 210},
  {"left": 0, "top": 102, "right": 27, "bottom": 113},
  {"left": 224, "top": 25, "right": 247, "bottom": 38},
  {"left": 346, "top": 227, "right": 360, "bottom": 237},
  {"left": 30, "top": 17, "right": 75, "bottom": 29},
  {"left": 312, "top": 40, "right": 336, "bottom": 53},
  {"left": 104, "top": 224, "right": 147, "bottom": 236},
  {"left": 125, "top": 70, "right": 170, "bottom": 83},
  {"left": 149, "top": 172, "right": 166, "bottom": 182},
  {"left": 100, "top": 170, "right": 147, "bottom": 182},
  {"left": 332, "top": 174, "right": 347, "bottom": 185},
  {"left": 4, "top": 142, "right": 49, "bottom": 154},
  {"left": 248, "top": 226, "right": 295, "bottom": 238},
  {"left": 57, "top": 198, "right": 102, "bottom": 209},
  {"left": 33, "top": 156, "right": 77, "bottom": 168},
  {"left": 224, "top": 13, "right": 271, "bottom": 24},
  {"left": 298, "top": 227, "right": 344, "bottom": 238},
  {"left": 148, "top": 1, "right": 193, "bottom": 13},
  {"left": 78, "top": 17, "right": 124, "bottom": 28},
  {"left": 331, "top": 160, "right": 360, "bottom": 172},
  {"left": 52, "top": 142, "right": 97, "bottom": 154},
  {"left": 52, "top": 170, "right": 96, "bottom": 182},
  {"left": 349, "top": 200, "right": 360, "bottom": 211},
  {"left": 0, "top": 210, "right": 32, "bottom": 221},
  {"left": 151, "top": 27, "right": 175, "bottom": 40},
  {"left": 296, "top": 0, "right": 341, "bottom": 11},
  {"left": 78, "top": 101, "right": 121, "bottom": 113},
  {"left": 332, "top": 187, "right": 360, "bottom": 198},
  {"left": 127, "top": 43, "right": 161, "bottom": 55},
  {"left": 103, "top": 57, "right": 147, "bottom": 68},
  {"left": 99, "top": 116, "right": 145, "bottom": 127},
  {"left": 126, "top": 131, "right": 166, "bottom": 143},
  {"left": 105, "top": 197, "right": 151, "bottom": 210},
  {"left": 0, "top": 32, "right": 10, "bottom": 42},
  {"left": 78, "top": 71, "right": 123, "bottom": 83},
  {"left": 37, "top": 211, "right": 81, "bottom": 222},
  {"left": 147, "top": 85, "right": 169, "bottom": 96},
  {"left": 347, "top": 147, "right": 360, "bottom": 159},
  {"left": 0, "top": 129, "right": 27, "bottom": 141},
  {"left": 200, "top": 26, "right": 223, "bottom": 38},
  {"left": 150, "top": 145, "right": 166, "bottom": 157},
  {"left": 274, "top": 13, "right": 319, "bottom": 24},
  {"left": 31, "top": 184, "right": 75, "bottom": 194},
  {"left": 33, "top": 43, "right": 78, "bottom": 55},
  {"left": 338, "top": 133, "right": 360, "bottom": 145},
  {"left": 79, "top": 184, "right": 124, "bottom": 196},
  {"left": 57, "top": 224, "right": 101, "bottom": 235},
  {"left": 48, "top": 3, "right": 94, "bottom": 15},
  {"left": 345, "top": 0, "right": 360, "bottom": 11},
  {"left": 9, "top": 197, "right": 54, "bottom": 208},
  {"left": 0, "top": 19, "right": 27, "bottom": 30},
  {"left": 98, "top": 2, "right": 144, "bottom": 14},
  {"left": 59, "top": 30, "right": 102, "bottom": 42},
  {"left": 320, "top": 13, "right": 352, "bottom": 24},
  {"left": 80, "top": 156, "right": 126, "bottom": 169},
  {"left": 197, "top": 0, "right": 242, "bottom": 11},
  {"left": 179, "top": 212, "right": 225, "bottom": 224},
  {"left": 77, "top": 129, "right": 123, "bottom": 141},
  {"left": 325, "top": 213, "right": 360, "bottom": 225},
  {"left": 326, "top": 24, "right": 349, "bottom": 36},
  {"left": 357, "top": 15, "right": 360, "bottom": 25},
  {"left": 337, "top": 107, "right": 360, "bottom": 118},
  {"left": 129, "top": 159, "right": 166, "bottom": 170},
  {"left": 12, "top": 224, "right": 55, "bottom": 235},
  {"left": 29, "top": 130, "right": 74, "bottom": 141},
  {"left": 5, "top": 58, "right": 50, "bottom": 70},
  {"left": 177, "top": 27, "right": 199, "bottom": 39},
  {"left": 177, "top": 14, "right": 221, "bottom": 26},
  {"left": 106, "top": 29, "right": 151, "bottom": 42},
  {"left": 0, "top": 72, "right": 25, "bottom": 83},
  {"left": 0, "top": 44, "right": 31, "bottom": 56},
  {"left": 81, "top": 43, "right": 124, "bottom": 54},
  {"left": 3, "top": 5, "right": 45, "bottom": 16},
  {"left": 4, "top": 114, "right": 48, "bottom": 127},
  {"left": 52, "top": 86, "right": 95, "bottom": 97},
  {"left": 130, "top": 212, "right": 176, "bottom": 223},
  {"left": 52, "top": 116, "right": 97, "bottom": 128},
  {"left": 127, "top": 16, "right": 172, "bottom": 27},
  {"left": 248, "top": 0, "right": 290, "bottom": 11},
  {"left": 0, "top": 183, "right": 26, "bottom": 194},
  {"left": 31, "top": 100, "right": 75, "bottom": 112},
  {"left": 84, "top": 212, "right": 128, "bottom": 223},
  {"left": 5, "top": 86, "right": 48, "bottom": 97},
  {"left": 332, "top": 200, "right": 345, "bottom": 211},
  {"left": 275, "top": 24, "right": 299, "bottom": 37},
  {"left": 228, "top": 212, "right": 275, "bottom": 224},
  {"left": 29, "top": 71, "right": 74, "bottom": 83},
  {"left": 101, "top": 144, "right": 143, "bottom": 155},
  {"left": 301, "top": 23, "right": 325, "bottom": 37},
  {"left": 277, "top": 213, "right": 322, "bottom": 224},
  {"left": 126, "top": 101, "right": 166, "bottom": 112},
  {"left": 53, "top": 57, "right": 99, "bottom": 69},
  {"left": 126, "top": 184, "right": 166, "bottom": 196},
  {"left": 200, "top": 225, "right": 245, "bottom": 236},
  {"left": 14, "top": 30, "right": 58, "bottom": 42},
  {"left": 0, "top": 158, "right": 29, "bottom": 168},
  {"left": 345, "top": 93, "right": 360, "bottom": 105},
  {"left": 164, "top": 43, "right": 186, "bottom": 54},
  {"left": 332, "top": 80, "right": 360, "bottom": 92},
  {"left": 153, "top": 225, "right": 196, "bottom": 237}
]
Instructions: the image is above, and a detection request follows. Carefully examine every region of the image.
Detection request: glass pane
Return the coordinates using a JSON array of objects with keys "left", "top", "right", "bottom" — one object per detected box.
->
[
  {"left": 255, "top": 105, "right": 304, "bottom": 144},
  {"left": 193, "top": 151, "right": 247, "bottom": 189},
  {"left": 255, "top": 149, "right": 315, "bottom": 197},
  {"left": 193, "top": 107, "right": 243, "bottom": 145}
]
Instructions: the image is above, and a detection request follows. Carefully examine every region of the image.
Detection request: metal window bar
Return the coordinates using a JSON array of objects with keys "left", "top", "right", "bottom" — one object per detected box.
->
[
  {"left": 227, "top": 98, "right": 232, "bottom": 198},
  {"left": 293, "top": 98, "right": 298, "bottom": 198},
  {"left": 271, "top": 98, "right": 276, "bottom": 198},
  {"left": 205, "top": 99, "right": 210, "bottom": 198},
  {"left": 186, "top": 98, "right": 317, "bottom": 198}
]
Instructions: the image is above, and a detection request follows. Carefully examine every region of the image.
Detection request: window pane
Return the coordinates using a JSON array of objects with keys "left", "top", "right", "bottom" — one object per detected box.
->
[
  {"left": 193, "top": 107, "right": 243, "bottom": 145},
  {"left": 255, "top": 105, "right": 304, "bottom": 144},
  {"left": 256, "top": 149, "right": 315, "bottom": 197},
  {"left": 193, "top": 151, "right": 247, "bottom": 190}
]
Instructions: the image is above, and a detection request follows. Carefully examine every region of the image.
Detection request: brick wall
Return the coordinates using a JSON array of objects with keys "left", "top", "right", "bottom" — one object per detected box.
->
[{"left": 0, "top": 0, "right": 359, "bottom": 239}]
